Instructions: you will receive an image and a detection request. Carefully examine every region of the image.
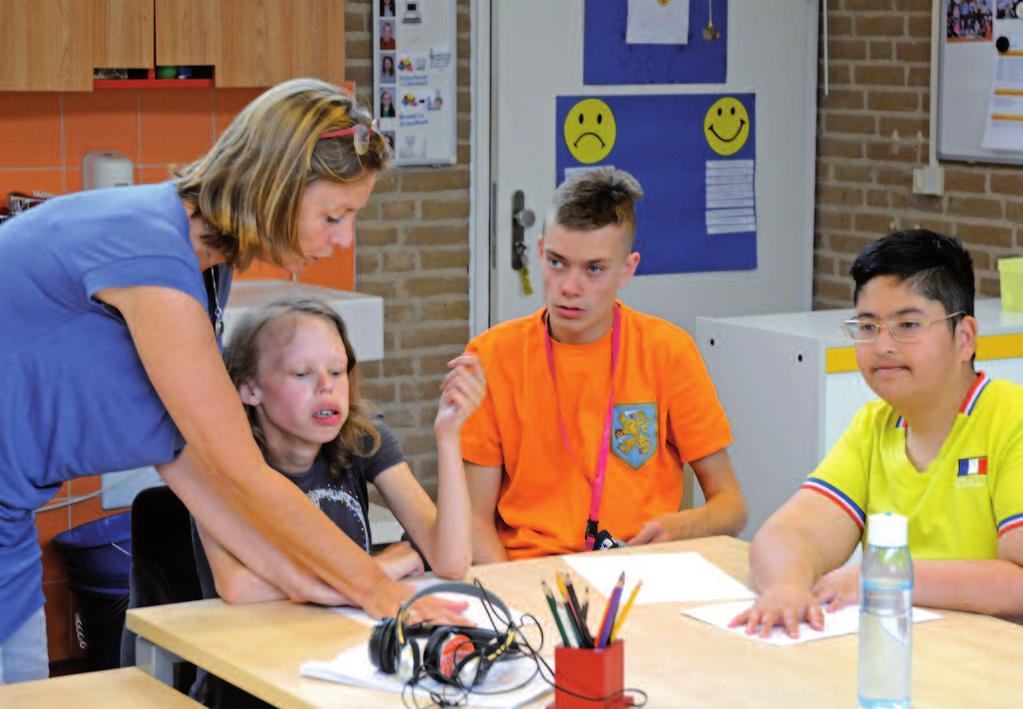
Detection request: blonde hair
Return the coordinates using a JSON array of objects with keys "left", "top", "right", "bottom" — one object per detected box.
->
[
  {"left": 549, "top": 167, "right": 644, "bottom": 250},
  {"left": 175, "top": 78, "right": 391, "bottom": 270},
  {"left": 224, "top": 297, "right": 381, "bottom": 477}
]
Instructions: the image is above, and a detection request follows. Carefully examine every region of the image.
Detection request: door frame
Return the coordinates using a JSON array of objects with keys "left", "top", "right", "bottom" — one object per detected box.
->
[{"left": 468, "top": 0, "right": 492, "bottom": 338}]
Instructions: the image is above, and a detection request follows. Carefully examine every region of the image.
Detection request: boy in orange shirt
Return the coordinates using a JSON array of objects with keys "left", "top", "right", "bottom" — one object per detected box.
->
[{"left": 461, "top": 168, "right": 748, "bottom": 561}]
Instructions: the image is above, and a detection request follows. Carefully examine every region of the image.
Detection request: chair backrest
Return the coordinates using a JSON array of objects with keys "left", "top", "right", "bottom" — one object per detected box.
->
[{"left": 119, "top": 484, "right": 200, "bottom": 691}]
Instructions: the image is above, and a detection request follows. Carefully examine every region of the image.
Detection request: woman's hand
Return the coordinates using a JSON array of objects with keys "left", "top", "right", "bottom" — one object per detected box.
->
[{"left": 361, "top": 579, "right": 472, "bottom": 626}]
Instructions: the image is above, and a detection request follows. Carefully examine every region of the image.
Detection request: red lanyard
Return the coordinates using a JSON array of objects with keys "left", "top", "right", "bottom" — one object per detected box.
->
[{"left": 543, "top": 305, "right": 621, "bottom": 551}]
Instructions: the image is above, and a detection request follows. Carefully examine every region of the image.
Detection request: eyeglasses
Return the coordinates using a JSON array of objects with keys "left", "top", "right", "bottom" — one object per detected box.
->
[
  {"left": 840, "top": 311, "right": 965, "bottom": 343},
  {"left": 320, "top": 122, "right": 376, "bottom": 156}
]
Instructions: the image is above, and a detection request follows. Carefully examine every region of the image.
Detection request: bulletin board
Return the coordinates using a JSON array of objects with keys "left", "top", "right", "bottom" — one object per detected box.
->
[
  {"left": 583, "top": 0, "right": 727, "bottom": 85},
  {"left": 555, "top": 93, "right": 757, "bottom": 276},
  {"left": 938, "top": 1, "right": 1023, "bottom": 165},
  {"left": 374, "top": 0, "right": 457, "bottom": 166}
]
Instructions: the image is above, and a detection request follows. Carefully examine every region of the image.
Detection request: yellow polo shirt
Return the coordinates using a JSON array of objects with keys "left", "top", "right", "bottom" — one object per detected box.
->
[{"left": 802, "top": 373, "right": 1023, "bottom": 559}]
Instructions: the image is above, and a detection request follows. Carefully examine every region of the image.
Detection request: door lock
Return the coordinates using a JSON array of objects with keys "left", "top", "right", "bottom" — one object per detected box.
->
[{"left": 511, "top": 190, "right": 535, "bottom": 270}]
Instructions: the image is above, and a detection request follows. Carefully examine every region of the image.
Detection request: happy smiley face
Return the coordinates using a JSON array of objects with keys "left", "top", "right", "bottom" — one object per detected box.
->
[
  {"left": 564, "top": 98, "right": 617, "bottom": 164},
  {"left": 704, "top": 97, "right": 750, "bottom": 156}
]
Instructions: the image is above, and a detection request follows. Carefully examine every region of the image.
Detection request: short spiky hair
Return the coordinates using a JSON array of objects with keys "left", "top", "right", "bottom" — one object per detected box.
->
[
  {"left": 850, "top": 229, "right": 975, "bottom": 323},
  {"left": 549, "top": 167, "right": 644, "bottom": 249}
]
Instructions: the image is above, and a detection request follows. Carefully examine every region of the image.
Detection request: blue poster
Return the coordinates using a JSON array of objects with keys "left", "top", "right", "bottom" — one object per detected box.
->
[
  {"left": 555, "top": 93, "right": 757, "bottom": 276},
  {"left": 584, "top": 0, "right": 727, "bottom": 85}
]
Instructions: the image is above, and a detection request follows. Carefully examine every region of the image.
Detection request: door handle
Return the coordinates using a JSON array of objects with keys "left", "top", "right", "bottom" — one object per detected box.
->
[{"left": 511, "top": 190, "right": 535, "bottom": 270}]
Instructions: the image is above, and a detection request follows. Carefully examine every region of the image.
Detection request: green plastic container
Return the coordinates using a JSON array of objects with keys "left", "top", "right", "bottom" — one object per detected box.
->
[{"left": 999, "top": 257, "right": 1023, "bottom": 312}]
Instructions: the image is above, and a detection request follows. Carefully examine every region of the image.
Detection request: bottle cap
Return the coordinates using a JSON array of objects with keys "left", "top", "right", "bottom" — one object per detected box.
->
[{"left": 867, "top": 512, "right": 907, "bottom": 547}]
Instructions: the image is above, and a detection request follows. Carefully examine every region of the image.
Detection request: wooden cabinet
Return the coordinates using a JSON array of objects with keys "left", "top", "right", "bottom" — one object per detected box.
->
[
  {"left": 0, "top": 0, "right": 343, "bottom": 91},
  {"left": 157, "top": 0, "right": 346, "bottom": 88},
  {"left": 95, "top": 0, "right": 155, "bottom": 71},
  {"left": 0, "top": 0, "right": 150, "bottom": 91}
]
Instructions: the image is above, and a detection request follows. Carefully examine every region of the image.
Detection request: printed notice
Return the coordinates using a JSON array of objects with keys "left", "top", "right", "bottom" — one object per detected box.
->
[
  {"left": 626, "top": 0, "right": 689, "bottom": 45},
  {"left": 705, "top": 159, "right": 756, "bottom": 234}
]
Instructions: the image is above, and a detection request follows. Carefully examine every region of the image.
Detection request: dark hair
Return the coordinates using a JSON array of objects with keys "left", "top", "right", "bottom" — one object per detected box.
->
[
  {"left": 850, "top": 229, "right": 974, "bottom": 326},
  {"left": 549, "top": 167, "right": 643, "bottom": 249},
  {"left": 224, "top": 297, "right": 381, "bottom": 479}
]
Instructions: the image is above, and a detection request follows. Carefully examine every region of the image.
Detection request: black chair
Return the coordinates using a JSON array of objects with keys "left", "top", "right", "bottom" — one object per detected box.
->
[{"left": 119, "top": 484, "right": 201, "bottom": 693}]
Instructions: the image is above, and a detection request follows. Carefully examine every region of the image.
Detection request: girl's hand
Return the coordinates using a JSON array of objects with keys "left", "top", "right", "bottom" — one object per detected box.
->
[
  {"left": 374, "top": 541, "right": 425, "bottom": 580},
  {"left": 434, "top": 353, "right": 487, "bottom": 437}
]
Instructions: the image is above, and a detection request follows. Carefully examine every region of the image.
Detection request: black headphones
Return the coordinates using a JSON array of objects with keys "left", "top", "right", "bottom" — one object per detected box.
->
[{"left": 368, "top": 582, "right": 519, "bottom": 689}]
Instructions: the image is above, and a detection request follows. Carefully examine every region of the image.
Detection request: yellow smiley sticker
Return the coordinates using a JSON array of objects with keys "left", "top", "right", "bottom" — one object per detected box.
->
[
  {"left": 704, "top": 97, "right": 750, "bottom": 156},
  {"left": 564, "top": 98, "right": 617, "bottom": 164}
]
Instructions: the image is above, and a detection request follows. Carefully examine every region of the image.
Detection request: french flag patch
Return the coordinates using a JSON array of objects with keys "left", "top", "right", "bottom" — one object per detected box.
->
[{"left": 957, "top": 457, "right": 988, "bottom": 476}]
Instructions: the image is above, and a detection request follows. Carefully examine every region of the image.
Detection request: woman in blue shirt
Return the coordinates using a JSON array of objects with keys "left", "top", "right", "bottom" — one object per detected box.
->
[{"left": 0, "top": 78, "right": 466, "bottom": 683}]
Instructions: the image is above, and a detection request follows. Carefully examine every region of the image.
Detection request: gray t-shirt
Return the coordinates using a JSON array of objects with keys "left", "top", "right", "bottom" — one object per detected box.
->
[{"left": 189, "top": 421, "right": 405, "bottom": 708}]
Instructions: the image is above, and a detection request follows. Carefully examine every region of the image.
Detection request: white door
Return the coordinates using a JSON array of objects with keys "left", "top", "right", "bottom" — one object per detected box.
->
[{"left": 487, "top": 0, "right": 819, "bottom": 333}]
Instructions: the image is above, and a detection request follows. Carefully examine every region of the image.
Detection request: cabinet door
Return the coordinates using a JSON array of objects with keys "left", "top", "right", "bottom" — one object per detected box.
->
[
  {"left": 156, "top": 0, "right": 346, "bottom": 88},
  {"left": 94, "top": 0, "right": 154, "bottom": 70},
  {"left": 0, "top": 0, "right": 95, "bottom": 90}
]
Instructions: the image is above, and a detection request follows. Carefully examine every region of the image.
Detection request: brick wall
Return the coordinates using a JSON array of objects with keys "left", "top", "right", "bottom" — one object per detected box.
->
[
  {"left": 814, "top": 0, "right": 1023, "bottom": 310},
  {"left": 345, "top": 0, "right": 473, "bottom": 492}
]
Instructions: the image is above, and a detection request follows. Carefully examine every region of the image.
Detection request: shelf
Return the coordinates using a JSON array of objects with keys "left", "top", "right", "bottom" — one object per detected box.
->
[
  {"left": 93, "top": 77, "right": 213, "bottom": 90},
  {"left": 92, "top": 67, "right": 214, "bottom": 90}
]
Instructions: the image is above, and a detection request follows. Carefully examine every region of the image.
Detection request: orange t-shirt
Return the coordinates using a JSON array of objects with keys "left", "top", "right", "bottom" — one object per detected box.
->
[{"left": 461, "top": 303, "right": 733, "bottom": 559}]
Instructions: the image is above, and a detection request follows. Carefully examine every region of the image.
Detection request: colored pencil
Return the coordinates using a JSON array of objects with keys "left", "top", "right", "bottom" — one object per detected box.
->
[
  {"left": 609, "top": 580, "right": 642, "bottom": 641},
  {"left": 562, "top": 571, "right": 594, "bottom": 648},
  {"left": 554, "top": 573, "right": 584, "bottom": 646},
  {"left": 596, "top": 572, "right": 625, "bottom": 648},
  {"left": 542, "top": 580, "right": 571, "bottom": 647}
]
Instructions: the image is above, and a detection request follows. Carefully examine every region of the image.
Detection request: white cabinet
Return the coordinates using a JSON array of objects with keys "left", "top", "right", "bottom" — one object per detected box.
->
[
  {"left": 223, "top": 281, "right": 384, "bottom": 363},
  {"left": 695, "top": 299, "right": 1023, "bottom": 541}
]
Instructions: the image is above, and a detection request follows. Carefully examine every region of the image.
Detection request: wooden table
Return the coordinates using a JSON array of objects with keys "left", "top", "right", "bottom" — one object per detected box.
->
[
  {"left": 128, "top": 536, "right": 1023, "bottom": 707},
  {"left": 0, "top": 667, "right": 201, "bottom": 707}
]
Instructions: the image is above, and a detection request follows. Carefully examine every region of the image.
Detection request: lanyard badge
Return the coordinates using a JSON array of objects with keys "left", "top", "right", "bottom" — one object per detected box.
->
[{"left": 544, "top": 305, "right": 621, "bottom": 551}]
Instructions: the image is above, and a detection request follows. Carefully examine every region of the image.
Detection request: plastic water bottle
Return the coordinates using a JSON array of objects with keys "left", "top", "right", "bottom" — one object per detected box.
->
[{"left": 857, "top": 513, "right": 913, "bottom": 709}]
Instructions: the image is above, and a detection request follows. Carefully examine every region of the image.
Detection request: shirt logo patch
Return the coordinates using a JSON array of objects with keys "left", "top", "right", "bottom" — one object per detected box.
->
[
  {"left": 957, "top": 457, "right": 988, "bottom": 476},
  {"left": 611, "top": 403, "right": 657, "bottom": 470}
]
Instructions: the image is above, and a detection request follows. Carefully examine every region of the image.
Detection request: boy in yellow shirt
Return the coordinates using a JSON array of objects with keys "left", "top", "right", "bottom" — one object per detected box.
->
[{"left": 735, "top": 229, "right": 1023, "bottom": 637}]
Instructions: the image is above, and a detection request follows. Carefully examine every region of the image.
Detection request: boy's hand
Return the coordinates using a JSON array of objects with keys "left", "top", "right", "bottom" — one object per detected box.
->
[
  {"left": 374, "top": 541, "right": 425, "bottom": 580},
  {"left": 811, "top": 563, "right": 860, "bottom": 612},
  {"left": 627, "top": 514, "right": 679, "bottom": 545},
  {"left": 727, "top": 584, "right": 825, "bottom": 639},
  {"left": 434, "top": 353, "right": 487, "bottom": 437}
]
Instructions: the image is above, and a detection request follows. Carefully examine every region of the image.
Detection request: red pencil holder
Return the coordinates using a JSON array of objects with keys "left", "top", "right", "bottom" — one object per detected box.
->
[{"left": 547, "top": 640, "right": 633, "bottom": 709}]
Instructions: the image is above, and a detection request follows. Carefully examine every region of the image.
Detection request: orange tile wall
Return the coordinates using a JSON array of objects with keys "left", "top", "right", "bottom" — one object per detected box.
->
[{"left": 1, "top": 86, "right": 355, "bottom": 664}]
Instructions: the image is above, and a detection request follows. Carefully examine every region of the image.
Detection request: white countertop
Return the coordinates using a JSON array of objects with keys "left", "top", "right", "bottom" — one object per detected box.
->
[
  {"left": 224, "top": 280, "right": 384, "bottom": 362},
  {"left": 696, "top": 298, "right": 1023, "bottom": 345}
]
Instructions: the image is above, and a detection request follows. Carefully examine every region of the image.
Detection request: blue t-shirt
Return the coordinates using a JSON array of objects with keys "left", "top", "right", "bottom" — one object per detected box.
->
[{"left": 0, "top": 182, "right": 232, "bottom": 643}]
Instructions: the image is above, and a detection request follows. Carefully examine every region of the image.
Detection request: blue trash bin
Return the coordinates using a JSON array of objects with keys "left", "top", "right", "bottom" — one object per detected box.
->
[{"left": 53, "top": 512, "right": 132, "bottom": 669}]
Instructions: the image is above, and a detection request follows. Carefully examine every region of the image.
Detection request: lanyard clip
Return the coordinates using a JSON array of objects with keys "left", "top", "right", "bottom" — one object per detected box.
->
[{"left": 585, "top": 518, "right": 599, "bottom": 544}]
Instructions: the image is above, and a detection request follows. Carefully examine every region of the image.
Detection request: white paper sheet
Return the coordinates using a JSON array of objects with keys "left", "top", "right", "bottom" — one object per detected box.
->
[
  {"left": 301, "top": 642, "right": 551, "bottom": 708},
  {"left": 627, "top": 0, "right": 689, "bottom": 45},
  {"left": 981, "top": 36, "right": 1023, "bottom": 151},
  {"left": 563, "top": 552, "right": 755, "bottom": 604},
  {"left": 681, "top": 600, "right": 941, "bottom": 646}
]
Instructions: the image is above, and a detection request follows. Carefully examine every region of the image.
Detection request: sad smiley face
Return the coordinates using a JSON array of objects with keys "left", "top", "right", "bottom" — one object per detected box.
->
[{"left": 564, "top": 98, "right": 617, "bottom": 164}]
